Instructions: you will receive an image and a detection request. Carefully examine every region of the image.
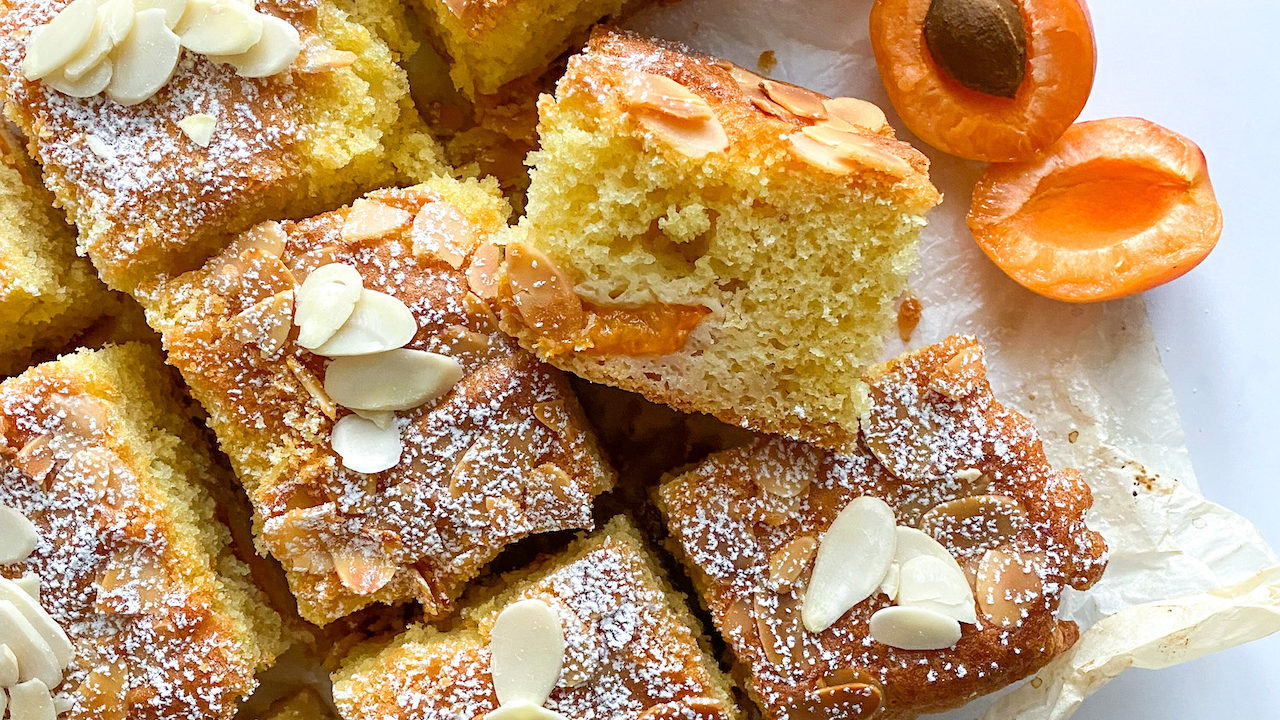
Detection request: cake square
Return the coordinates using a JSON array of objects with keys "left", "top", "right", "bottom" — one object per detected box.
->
[
  {"left": 0, "top": 129, "right": 115, "bottom": 376},
  {"left": 0, "top": 342, "right": 288, "bottom": 720},
  {"left": 0, "top": 0, "right": 447, "bottom": 294},
  {"left": 415, "top": 0, "right": 628, "bottom": 101},
  {"left": 496, "top": 28, "right": 942, "bottom": 452},
  {"left": 145, "top": 178, "right": 615, "bottom": 625},
  {"left": 332, "top": 516, "right": 740, "bottom": 720},
  {"left": 656, "top": 337, "right": 1108, "bottom": 720}
]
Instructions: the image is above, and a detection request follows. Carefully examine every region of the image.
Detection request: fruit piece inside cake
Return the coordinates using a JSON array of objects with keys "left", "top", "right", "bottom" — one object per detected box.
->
[
  {"left": 414, "top": 0, "right": 629, "bottom": 101},
  {"left": 144, "top": 178, "right": 615, "bottom": 625},
  {"left": 497, "top": 27, "right": 941, "bottom": 453},
  {"left": 331, "top": 516, "right": 740, "bottom": 720},
  {"left": 0, "top": 342, "right": 287, "bottom": 720},
  {"left": 0, "top": 129, "right": 115, "bottom": 376},
  {"left": 657, "top": 336, "right": 1107, "bottom": 720},
  {"left": 0, "top": 0, "right": 447, "bottom": 294}
]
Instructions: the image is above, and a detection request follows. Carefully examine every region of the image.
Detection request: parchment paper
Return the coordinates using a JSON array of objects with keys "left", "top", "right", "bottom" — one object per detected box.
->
[{"left": 626, "top": 2, "right": 1280, "bottom": 717}]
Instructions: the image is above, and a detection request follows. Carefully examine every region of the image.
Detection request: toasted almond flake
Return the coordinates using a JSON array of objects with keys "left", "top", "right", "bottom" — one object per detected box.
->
[
  {"left": 467, "top": 242, "right": 503, "bottom": 300},
  {"left": 895, "top": 554, "right": 977, "bottom": 624},
  {"left": 228, "top": 289, "right": 293, "bottom": 358},
  {"left": 623, "top": 72, "right": 714, "bottom": 120},
  {"left": 20, "top": 0, "right": 102, "bottom": 80},
  {"left": 955, "top": 467, "right": 984, "bottom": 483},
  {"left": 8, "top": 678, "right": 56, "bottom": 720},
  {"left": 790, "top": 126, "right": 912, "bottom": 178},
  {"left": 760, "top": 79, "right": 828, "bottom": 120},
  {"left": 324, "top": 349, "right": 463, "bottom": 412},
  {"left": 801, "top": 496, "right": 897, "bottom": 633},
  {"left": 754, "top": 591, "right": 806, "bottom": 670},
  {"left": 869, "top": 605, "right": 961, "bottom": 650},
  {"left": 635, "top": 110, "right": 729, "bottom": 159},
  {"left": 177, "top": 112, "right": 217, "bottom": 147},
  {"left": 12, "top": 435, "right": 54, "bottom": 483},
  {"left": 208, "top": 13, "right": 300, "bottom": 77},
  {"left": 822, "top": 97, "right": 889, "bottom": 133},
  {"left": 505, "top": 244, "right": 586, "bottom": 339},
  {"left": 768, "top": 535, "right": 817, "bottom": 592},
  {"left": 331, "top": 414, "right": 402, "bottom": 474},
  {"left": 490, "top": 598, "right": 566, "bottom": 706},
  {"left": 286, "top": 357, "right": 336, "bottom": 419},
  {"left": 752, "top": 446, "right": 816, "bottom": 498},
  {"left": 44, "top": 60, "right": 112, "bottom": 98},
  {"left": 342, "top": 199, "right": 413, "bottom": 242},
  {"left": 106, "top": 8, "right": 180, "bottom": 106},
  {"left": 0, "top": 505, "right": 38, "bottom": 564},
  {"left": 294, "top": 263, "right": 363, "bottom": 350},
  {"left": 920, "top": 494, "right": 1028, "bottom": 551},
  {"left": 175, "top": 0, "right": 263, "bottom": 55},
  {"left": 296, "top": 36, "right": 356, "bottom": 73},
  {"left": 311, "top": 288, "right": 417, "bottom": 357},
  {"left": 930, "top": 343, "right": 986, "bottom": 400},
  {"left": 0, "top": 644, "right": 18, "bottom": 685},
  {"left": 331, "top": 547, "right": 398, "bottom": 594},
  {"left": 134, "top": 0, "right": 188, "bottom": 29},
  {"left": 411, "top": 201, "right": 478, "bottom": 268},
  {"left": 976, "top": 549, "right": 1046, "bottom": 627}
]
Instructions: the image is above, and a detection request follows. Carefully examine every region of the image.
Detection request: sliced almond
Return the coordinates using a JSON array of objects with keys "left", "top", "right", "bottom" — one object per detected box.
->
[
  {"left": 342, "top": 199, "right": 413, "bottom": 243},
  {"left": 505, "top": 243, "right": 586, "bottom": 340},
  {"left": 490, "top": 598, "right": 565, "bottom": 706},
  {"left": 331, "top": 547, "right": 398, "bottom": 595},
  {"left": 209, "top": 14, "right": 300, "bottom": 77},
  {"left": 868, "top": 605, "right": 962, "bottom": 650},
  {"left": 0, "top": 643, "right": 18, "bottom": 686},
  {"left": 324, "top": 349, "right": 463, "bottom": 412},
  {"left": 895, "top": 554, "right": 977, "bottom": 624},
  {"left": 286, "top": 357, "right": 336, "bottom": 419},
  {"left": 175, "top": 0, "right": 263, "bottom": 55},
  {"left": 294, "top": 262, "right": 363, "bottom": 350},
  {"left": 133, "top": 0, "right": 188, "bottom": 29},
  {"left": 228, "top": 289, "right": 293, "bottom": 358},
  {"left": 411, "top": 201, "right": 478, "bottom": 269},
  {"left": 929, "top": 342, "right": 986, "bottom": 400},
  {"left": 623, "top": 72, "right": 715, "bottom": 120},
  {"left": 753, "top": 591, "right": 806, "bottom": 670},
  {"left": 879, "top": 562, "right": 900, "bottom": 600},
  {"left": 767, "top": 535, "right": 817, "bottom": 591},
  {"left": 20, "top": 0, "right": 103, "bottom": 80},
  {"left": 13, "top": 435, "right": 55, "bottom": 483},
  {"left": 8, "top": 678, "right": 56, "bottom": 720},
  {"left": 636, "top": 110, "right": 730, "bottom": 159},
  {"left": 976, "top": 549, "right": 1046, "bottom": 627},
  {"left": 801, "top": 496, "right": 897, "bottom": 633},
  {"left": 62, "top": 0, "right": 132, "bottom": 80},
  {"left": 750, "top": 438, "right": 818, "bottom": 498},
  {"left": 311, "top": 288, "right": 417, "bottom": 357},
  {"left": 893, "top": 526, "right": 965, "bottom": 573},
  {"left": 0, "top": 504, "right": 38, "bottom": 564},
  {"left": 44, "top": 60, "right": 112, "bottom": 98},
  {"left": 920, "top": 494, "right": 1028, "bottom": 552},
  {"left": 106, "top": 8, "right": 180, "bottom": 106},
  {"left": 801, "top": 124, "right": 912, "bottom": 177},
  {"left": 484, "top": 704, "right": 571, "bottom": 720},
  {"left": 638, "top": 698, "right": 728, "bottom": 720},
  {"left": 177, "top": 112, "right": 217, "bottom": 147},
  {"left": 822, "top": 97, "right": 889, "bottom": 133},
  {"left": 296, "top": 36, "right": 355, "bottom": 73},
  {"left": 331, "top": 413, "right": 401, "bottom": 473},
  {"left": 13, "top": 575, "right": 39, "bottom": 600},
  {"left": 760, "top": 79, "right": 828, "bottom": 120},
  {"left": 0, "top": 578, "right": 72, "bottom": 668},
  {"left": 786, "top": 681, "right": 882, "bottom": 720},
  {"left": 352, "top": 408, "right": 395, "bottom": 430},
  {"left": 0, "top": 601, "right": 61, "bottom": 687},
  {"left": 467, "top": 242, "right": 502, "bottom": 300}
]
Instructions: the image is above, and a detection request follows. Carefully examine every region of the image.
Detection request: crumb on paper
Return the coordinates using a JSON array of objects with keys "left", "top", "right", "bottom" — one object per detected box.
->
[
  {"left": 897, "top": 294, "right": 922, "bottom": 343},
  {"left": 757, "top": 50, "right": 777, "bottom": 73}
]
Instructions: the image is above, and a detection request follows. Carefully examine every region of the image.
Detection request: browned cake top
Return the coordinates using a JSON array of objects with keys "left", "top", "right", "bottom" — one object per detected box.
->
[
  {"left": 659, "top": 336, "right": 1107, "bottom": 719},
  {"left": 335, "top": 526, "right": 738, "bottom": 720},
  {"left": 0, "top": 0, "right": 340, "bottom": 290},
  {"left": 0, "top": 353, "right": 259, "bottom": 720},
  {"left": 555, "top": 27, "right": 939, "bottom": 214},
  {"left": 149, "top": 185, "right": 613, "bottom": 624}
]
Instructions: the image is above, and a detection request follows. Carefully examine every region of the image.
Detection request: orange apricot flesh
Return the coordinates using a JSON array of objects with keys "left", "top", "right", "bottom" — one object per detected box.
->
[{"left": 967, "top": 117, "right": 1222, "bottom": 302}]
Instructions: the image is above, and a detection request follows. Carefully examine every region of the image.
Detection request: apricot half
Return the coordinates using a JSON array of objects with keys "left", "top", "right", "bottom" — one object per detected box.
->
[
  {"left": 870, "top": 0, "right": 1095, "bottom": 162},
  {"left": 967, "top": 117, "right": 1222, "bottom": 302}
]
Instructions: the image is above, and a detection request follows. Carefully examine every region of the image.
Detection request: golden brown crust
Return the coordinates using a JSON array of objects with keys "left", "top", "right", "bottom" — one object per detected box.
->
[
  {"left": 332, "top": 517, "right": 741, "bottom": 720},
  {"left": 146, "top": 183, "right": 615, "bottom": 624},
  {"left": 0, "top": 344, "right": 283, "bottom": 720},
  {"left": 657, "top": 337, "right": 1107, "bottom": 719}
]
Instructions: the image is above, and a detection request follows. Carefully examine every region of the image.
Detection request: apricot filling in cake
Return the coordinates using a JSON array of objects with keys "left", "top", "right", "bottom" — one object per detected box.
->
[
  {"left": 498, "top": 28, "right": 942, "bottom": 452},
  {"left": 657, "top": 336, "right": 1107, "bottom": 720},
  {"left": 144, "top": 178, "right": 615, "bottom": 625},
  {"left": 0, "top": 0, "right": 446, "bottom": 293},
  {"left": 0, "top": 128, "right": 114, "bottom": 376},
  {"left": 331, "top": 517, "right": 740, "bottom": 720},
  {"left": 0, "top": 343, "right": 287, "bottom": 720}
]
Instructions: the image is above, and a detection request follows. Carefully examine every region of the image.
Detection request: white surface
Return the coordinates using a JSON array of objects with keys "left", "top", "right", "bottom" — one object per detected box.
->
[{"left": 1073, "top": 1, "right": 1280, "bottom": 717}]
